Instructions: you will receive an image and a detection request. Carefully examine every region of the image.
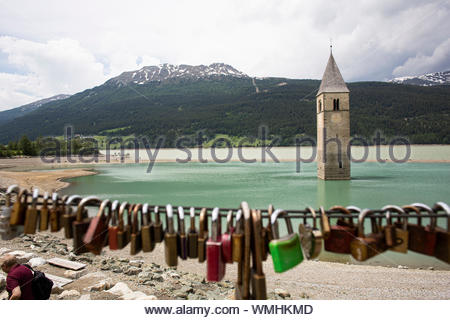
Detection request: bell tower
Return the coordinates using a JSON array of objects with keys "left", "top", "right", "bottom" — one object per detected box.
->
[{"left": 316, "top": 48, "right": 350, "bottom": 180}]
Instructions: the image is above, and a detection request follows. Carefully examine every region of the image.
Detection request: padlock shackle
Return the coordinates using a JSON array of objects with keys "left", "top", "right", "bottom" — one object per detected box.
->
[
  {"left": 346, "top": 206, "right": 362, "bottom": 213},
  {"left": 330, "top": 205, "right": 354, "bottom": 226},
  {"left": 198, "top": 208, "right": 207, "bottom": 238},
  {"left": 142, "top": 203, "right": 151, "bottom": 226},
  {"left": 226, "top": 210, "right": 233, "bottom": 233},
  {"left": 118, "top": 201, "right": 131, "bottom": 230},
  {"left": 6, "top": 184, "right": 20, "bottom": 195},
  {"left": 401, "top": 204, "right": 421, "bottom": 226},
  {"left": 98, "top": 199, "right": 112, "bottom": 218},
  {"left": 270, "top": 208, "right": 294, "bottom": 240},
  {"left": 65, "top": 195, "right": 83, "bottom": 210},
  {"left": 132, "top": 203, "right": 142, "bottom": 234},
  {"left": 251, "top": 209, "right": 264, "bottom": 276},
  {"left": 234, "top": 209, "right": 243, "bottom": 234},
  {"left": 433, "top": 202, "right": 450, "bottom": 231},
  {"left": 166, "top": 204, "right": 175, "bottom": 234},
  {"left": 211, "top": 207, "right": 221, "bottom": 241},
  {"left": 357, "top": 208, "right": 375, "bottom": 237},
  {"left": 75, "top": 196, "right": 101, "bottom": 221},
  {"left": 5, "top": 185, "right": 20, "bottom": 206},
  {"left": 153, "top": 206, "right": 161, "bottom": 224},
  {"left": 42, "top": 192, "right": 49, "bottom": 208},
  {"left": 305, "top": 207, "right": 318, "bottom": 229},
  {"left": 31, "top": 188, "right": 39, "bottom": 207},
  {"left": 110, "top": 200, "right": 120, "bottom": 226},
  {"left": 382, "top": 205, "right": 406, "bottom": 230},
  {"left": 412, "top": 203, "right": 436, "bottom": 229},
  {"left": 189, "top": 207, "right": 196, "bottom": 232},
  {"left": 178, "top": 206, "right": 186, "bottom": 235}
]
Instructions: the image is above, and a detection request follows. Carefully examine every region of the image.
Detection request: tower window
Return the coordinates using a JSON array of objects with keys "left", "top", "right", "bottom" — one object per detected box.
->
[
  {"left": 339, "top": 161, "right": 343, "bottom": 169},
  {"left": 318, "top": 100, "right": 322, "bottom": 112},
  {"left": 333, "top": 99, "right": 340, "bottom": 111}
]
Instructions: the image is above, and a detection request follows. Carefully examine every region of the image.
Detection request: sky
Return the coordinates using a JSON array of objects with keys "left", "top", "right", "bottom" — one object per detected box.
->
[{"left": 0, "top": 0, "right": 449, "bottom": 111}]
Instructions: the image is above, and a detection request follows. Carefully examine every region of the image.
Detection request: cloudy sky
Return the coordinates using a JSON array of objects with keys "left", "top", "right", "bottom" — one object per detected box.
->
[{"left": 0, "top": 0, "right": 449, "bottom": 110}]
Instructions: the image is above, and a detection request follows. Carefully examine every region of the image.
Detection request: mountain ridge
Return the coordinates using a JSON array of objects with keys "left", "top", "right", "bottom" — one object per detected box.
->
[
  {"left": 107, "top": 63, "right": 248, "bottom": 87},
  {"left": 389, "top": 70, "right": 450, "bottom": 86},
  {"left": 0, "top": 94, "right": 71, "bottom": 124}
]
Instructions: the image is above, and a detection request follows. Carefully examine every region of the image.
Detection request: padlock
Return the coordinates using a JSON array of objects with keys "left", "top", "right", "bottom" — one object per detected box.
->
[
  {"left": 59, "top": 195, "right": 69, "bottom": 229},
  {"left": 197, "top": 208, "right": 208, "bottom": 263},
  {"left": 221, "top": 210, "right": 234, "bottom": 264},
  {"left": 117, "top": 202, "right": 131, "bottom": 249},
  {"left": 63, "top": 195, "right": 82, "bottom": 239},
  {"left": 108, "top": 200, "right": 120, "bottom": 250},
  {"left": 130, "top": 204, "right": 142, "bottom": 255},
  {"left": 235, "top": 202, "right": 252, "bottom": 300},
  {"left": 350, "top": 209, "right": 387, "bottom": 261},
  {"left": 381, "top": 205, "right": 408, "bottom": 253},
  {"left": 261, "top": 205, "right": 274, "bottom": 261},
  {"left": 72, "top": 196, "right": 101, "bottom": 255},
  {"left": 49, "top": 193, "right": 61, "bottom": 232},
  {"left": 164, "top": 204, "right": 178, "bottom": 266},
  {"left": 153, "top": 206, "right": 164, "bottom": 243},
  {"left": 24, "top": 188, "right": 39, "bottom": 234},
  {"left": 207, "top": 207, "right": 225, "bottom": 281},
  {"left": 268, "top": 209, "right": 303, "bottom": 273},
  {"left": 232, "top": 209, "right": 243, "bottom": 263},
  {"left": 187, "top": 207, "right": 199, "bottom": 258},
  {"left": 141, "top": 203, "right": 155, "bottom": 252},
  {"left": 0, "top": 185, "right": 21, "bottom": 240},
  {"left": 9, "top": 188, "right": 28, "bottom": 226},
  {"left": 177, "top": 206, "right": 188, "bottom": 260},
  {"left": 299, "top": 207, "right": 323, "bottom": 260},
  {"left": 83, "top": 199, "right": 111, "bottom": 255},
  {"left": 405, "top": 204, "right": 436, "bottom": 256},
  {"left": 324, "top": 206, "right": 357, "bottom": 254},
  {"left": 412, "top": 203, "right": 438, "bottom": 256},
  {"left": 432, "top": 202, "right": 450, "bottom": 263},
  {"left": 250, "top": 209, "right": 267, "bottom": 299},
  {"left": 39, "top": 192, "right": 50, "bottom": 231}
]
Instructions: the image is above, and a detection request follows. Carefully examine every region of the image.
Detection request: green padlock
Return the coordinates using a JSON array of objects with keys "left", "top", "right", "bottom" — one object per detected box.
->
[{"left": 268, "top": 209, "right": 303, "bottom": 273}]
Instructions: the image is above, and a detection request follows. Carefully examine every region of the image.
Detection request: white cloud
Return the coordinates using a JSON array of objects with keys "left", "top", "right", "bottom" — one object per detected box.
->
[
  {"left": 393, "top": 38, "right": 450, "bottom": 76},
  {"left": 0, "top": 0, "right": 448, "bottom": 109},
  {"left": 0, "top": 37, "right": 107, "bottom": 109}
]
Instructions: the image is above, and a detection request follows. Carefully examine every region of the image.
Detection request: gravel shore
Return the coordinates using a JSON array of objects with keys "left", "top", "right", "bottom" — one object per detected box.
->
[{"left": 1, "top": 231, "right": 449, "bottom": 300}]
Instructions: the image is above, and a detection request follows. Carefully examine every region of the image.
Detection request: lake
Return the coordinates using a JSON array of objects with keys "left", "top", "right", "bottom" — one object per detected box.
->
[{"left": 61, "top": 146, "right": 450, "bottom": 270}]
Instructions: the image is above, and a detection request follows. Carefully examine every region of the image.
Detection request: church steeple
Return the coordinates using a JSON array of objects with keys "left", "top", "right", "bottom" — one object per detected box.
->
[
  {"left": 317, "top": 53, "right": 349, "bottom": 96},
  {"left": 316, "top": 50, "right": 351, "bottom": 180}
]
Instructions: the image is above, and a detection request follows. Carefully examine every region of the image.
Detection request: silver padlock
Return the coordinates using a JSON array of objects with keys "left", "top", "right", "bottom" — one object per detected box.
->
[{"left": 0, "top": 185, "right": 21, "bottom": 240}]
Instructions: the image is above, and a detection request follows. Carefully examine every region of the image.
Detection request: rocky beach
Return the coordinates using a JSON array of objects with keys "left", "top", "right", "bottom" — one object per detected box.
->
[{"left": 1, "top": 230, "right": 449, "bottom": 300}]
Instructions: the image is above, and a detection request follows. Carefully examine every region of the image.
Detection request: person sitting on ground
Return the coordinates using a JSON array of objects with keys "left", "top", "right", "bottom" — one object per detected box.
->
[{"left": 0, "top": 254, "right": 34, "bottom": 300}]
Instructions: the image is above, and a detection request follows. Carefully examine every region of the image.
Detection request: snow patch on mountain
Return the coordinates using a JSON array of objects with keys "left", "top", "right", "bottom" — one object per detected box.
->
[
  {"left": 108, "top": 63, "right": 248, "bottom": 86},
  {"left": 389, "top": 70, "right": 450, "bottom": 86}
]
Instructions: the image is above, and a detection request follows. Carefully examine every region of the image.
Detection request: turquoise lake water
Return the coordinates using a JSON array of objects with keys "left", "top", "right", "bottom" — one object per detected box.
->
[{"left": 62, "top": 161, "right": 450, "bottom": 269}]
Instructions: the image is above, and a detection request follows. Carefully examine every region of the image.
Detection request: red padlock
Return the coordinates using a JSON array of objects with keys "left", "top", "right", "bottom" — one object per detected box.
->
[
  {"left": 411, "top": 203, "right": 437, "bottom": 256},
  {"left": 108, "top": 200, "right": 120, "bottom": 250},
  {"left": 324, "top": 206, "right": 357, "bottom": 254},
  {"left": 206, "top": 207, "right": 225, "bottom": 282},
  {"left": 221, "top": 210, "right": 234, "bottom": 264}
]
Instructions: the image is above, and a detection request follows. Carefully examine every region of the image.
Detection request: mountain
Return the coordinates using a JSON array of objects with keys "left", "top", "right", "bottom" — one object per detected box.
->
[
  {"left": 108, "top": 63, "right": 248, "bottom": 87},
  {"left": 0, "top": 94, "right": 70, "bottom": 124},
  {"left": 389, "top": 70, "right": 450, "bottom": 86},
  {"left": 0, "top": 63, "right": 449, "bottom": 145}
]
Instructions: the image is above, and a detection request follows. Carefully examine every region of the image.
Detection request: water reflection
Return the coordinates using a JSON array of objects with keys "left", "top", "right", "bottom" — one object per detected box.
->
[{"left": 317, "top": 179, "right": 351, "bottom": 208}]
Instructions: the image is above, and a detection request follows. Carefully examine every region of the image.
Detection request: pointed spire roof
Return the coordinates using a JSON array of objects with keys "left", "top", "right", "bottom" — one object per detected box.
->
[{"left": 317, "top": 53, "right": 349, "bottom": 96}]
